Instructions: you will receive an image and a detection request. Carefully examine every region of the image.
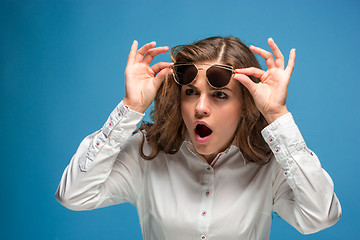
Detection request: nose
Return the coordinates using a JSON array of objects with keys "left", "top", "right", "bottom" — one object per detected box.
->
[{"left": 195, "top": 93, "right": 210, "bottom": 118}]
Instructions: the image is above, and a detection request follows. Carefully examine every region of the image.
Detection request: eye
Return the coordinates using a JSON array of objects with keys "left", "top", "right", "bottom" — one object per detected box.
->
[
  {"left": 185, "top": 88, "right": 198, "bottom": 96},
  {"left": 213, "top": 91, "right": 228, "bottom": 100}
]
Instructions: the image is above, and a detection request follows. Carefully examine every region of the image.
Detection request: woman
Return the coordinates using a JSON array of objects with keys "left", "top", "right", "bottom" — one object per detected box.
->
[{"left": 56, "top": 36, "right": 341, "bottom": 239}]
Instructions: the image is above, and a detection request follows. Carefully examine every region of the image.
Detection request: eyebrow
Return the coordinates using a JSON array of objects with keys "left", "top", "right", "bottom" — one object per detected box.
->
[
  {"left": 187, "top": 84, "right": 233, "bottom": 92},
  {"left": 186, "top": 84, "right": 198, "bottom": 90},
  {"left": 212, "top": 86, "right": 232, "bottom": 92}
]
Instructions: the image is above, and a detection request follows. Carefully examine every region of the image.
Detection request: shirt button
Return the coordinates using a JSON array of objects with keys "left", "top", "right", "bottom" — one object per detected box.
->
[
  {"left": 201, "top": 235, "right": 206, "bottom": 239},
  {"left": 202, "top": 211, "right": 206, "bottom": 216},
  {"left": 207, "top": 167, "right": 211, "bottom": 171},
  {"left": 205, "top": 191, "right": 210, "bottom": 196}
]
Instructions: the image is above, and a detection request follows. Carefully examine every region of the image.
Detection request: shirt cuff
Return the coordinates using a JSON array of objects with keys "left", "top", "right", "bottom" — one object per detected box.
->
[
  {"left": 80, "top": 101, "right": 144, "bottom": 171},
  {"left": 261, "top": 113, "right": 310, "bottom": 189},
  {"left": 261, "top": 112, "right": 305, "bottom": 155}
]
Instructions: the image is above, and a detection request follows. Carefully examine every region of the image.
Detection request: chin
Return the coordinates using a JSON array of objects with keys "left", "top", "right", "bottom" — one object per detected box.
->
[{"left": 192, "top": 142, "right": 217, "bottom": 159}]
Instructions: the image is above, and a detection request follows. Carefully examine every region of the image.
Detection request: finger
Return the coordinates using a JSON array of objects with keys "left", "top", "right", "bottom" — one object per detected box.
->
[
  {"left": 135, "top": 41, "right": 156, "bottom": 63},
  {"left": 143, "top": 46, "right": 170, "bottom": 65},
  {"left": 285, "top": 48, "right": 296, "bottom": 75},
  {"left": 249, "top": 45, "right": 275, "bottom": 69},
  {"left": 154, "top": 67, "right": 172, "bottom": 89},
  {"left": 233, "top": 74, "right": 258, "bottom": 95},
  {"left": 151, "top": 61, "right": 174, "bottom": 75},
  {"left": 235, "top": 67, "right": 265, "bottom": 79},
  {"left": 268, "top": 38, "right": 284, "bottom": 69},
  {"left": 127, "top": 40, "right": 138, "bottom": 65}
]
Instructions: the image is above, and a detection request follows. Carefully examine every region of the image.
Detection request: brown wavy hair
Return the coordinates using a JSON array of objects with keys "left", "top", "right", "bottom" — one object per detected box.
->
[{"left": 137, "top": 36, "right": 272, "bottom": 165}]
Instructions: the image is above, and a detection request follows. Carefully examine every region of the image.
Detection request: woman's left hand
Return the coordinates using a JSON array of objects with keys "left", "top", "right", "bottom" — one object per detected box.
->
[{"left": 234, "top": 38, "right": 296, "bottom": 124}]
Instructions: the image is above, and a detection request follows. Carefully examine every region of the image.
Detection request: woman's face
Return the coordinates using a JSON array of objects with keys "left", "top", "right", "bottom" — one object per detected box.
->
[{"left": 180, "top": 62, "right": 243, "bottom": 163}]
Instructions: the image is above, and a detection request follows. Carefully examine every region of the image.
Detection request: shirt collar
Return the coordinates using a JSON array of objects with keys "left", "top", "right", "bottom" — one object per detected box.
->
[{"left": 181, "top": 131, "right": 244, "bottom": 165}]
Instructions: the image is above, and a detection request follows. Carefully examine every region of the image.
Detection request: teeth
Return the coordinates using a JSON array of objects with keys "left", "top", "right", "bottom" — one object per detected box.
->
[{"left": 196, "top": 124, "right": 212, "bottom": 138}]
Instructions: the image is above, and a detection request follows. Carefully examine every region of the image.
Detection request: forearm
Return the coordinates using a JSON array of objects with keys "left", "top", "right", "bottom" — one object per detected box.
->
[
  {"left": 55, "top": 101, "right": 144, "bottom": 210},
  {"left": 262, "top": 113, "right": 341, "bottom": 234}
]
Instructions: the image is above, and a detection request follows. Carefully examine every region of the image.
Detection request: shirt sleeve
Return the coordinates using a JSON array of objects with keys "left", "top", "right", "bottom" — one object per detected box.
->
[
  {"left": 55, "top": 101, "right": 145, "bottom": 210},
  {"left": 261, "top": 113, "right": 342, "bottom": 234}
]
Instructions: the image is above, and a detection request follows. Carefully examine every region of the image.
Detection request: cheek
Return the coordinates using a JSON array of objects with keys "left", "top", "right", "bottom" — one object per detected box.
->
[{"left": 216, "top": 103, "right": 243, "bottom": 133}]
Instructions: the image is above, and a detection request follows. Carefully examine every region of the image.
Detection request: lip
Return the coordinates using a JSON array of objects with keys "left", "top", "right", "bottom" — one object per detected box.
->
[{"left": 194, "top": 121, "right": 213, "bottom": 143}]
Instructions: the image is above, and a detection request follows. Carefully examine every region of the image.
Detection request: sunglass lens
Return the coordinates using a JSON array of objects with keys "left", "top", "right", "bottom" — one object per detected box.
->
[
  {"left": 206, "top": 66, "right": 232, "bottom": 88},
  {"left": 174, "top": 64, "right": 197, "bottom": 85}
]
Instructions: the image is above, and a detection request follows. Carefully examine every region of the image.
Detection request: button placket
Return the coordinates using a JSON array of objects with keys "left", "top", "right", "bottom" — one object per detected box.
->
[{"left": 197, "top": 165, "right": 214, "bottom": 239}]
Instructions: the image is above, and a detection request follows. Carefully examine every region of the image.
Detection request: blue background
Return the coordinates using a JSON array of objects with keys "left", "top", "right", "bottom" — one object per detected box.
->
[{"left": 1, "top": 0, "right": 359, "bottom": 239}]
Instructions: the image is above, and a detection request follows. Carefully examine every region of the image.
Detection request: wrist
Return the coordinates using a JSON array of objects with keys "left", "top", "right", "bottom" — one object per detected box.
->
[
  {"left": 263, "top": 108, "right": 289, "bottom": 124},
  {"left": 122, "top": 98, "right": 147, "bottom": 114}
]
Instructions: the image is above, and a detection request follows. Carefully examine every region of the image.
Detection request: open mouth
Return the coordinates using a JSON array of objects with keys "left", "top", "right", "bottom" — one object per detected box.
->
[{"left": 195, "top": 123, "right": 213, "bottom": 138}]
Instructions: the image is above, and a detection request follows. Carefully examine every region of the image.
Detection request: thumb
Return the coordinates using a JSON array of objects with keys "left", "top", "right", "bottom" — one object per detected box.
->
[
  {"left": 233, "top": 73, "right": 257, "bottom": 95},
  {"left": 153, "top": 67, "right": 172, "bottom": 89}
]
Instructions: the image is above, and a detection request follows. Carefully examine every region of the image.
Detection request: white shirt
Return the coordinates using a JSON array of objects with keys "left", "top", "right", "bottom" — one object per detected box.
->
[{"left": 55, "top": 101, "right": 341, "bottom": 240}]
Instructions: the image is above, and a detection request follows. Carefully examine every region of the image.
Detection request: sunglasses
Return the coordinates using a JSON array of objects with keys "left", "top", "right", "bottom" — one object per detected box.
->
[{"left": 172, "top": 63, "right": 236, "bottom": 88}]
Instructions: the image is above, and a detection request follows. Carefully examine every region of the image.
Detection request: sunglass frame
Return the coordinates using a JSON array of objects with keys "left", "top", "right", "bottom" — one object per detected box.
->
[{"left": 172, "top": 63, "right": 236, "bottom": 89}]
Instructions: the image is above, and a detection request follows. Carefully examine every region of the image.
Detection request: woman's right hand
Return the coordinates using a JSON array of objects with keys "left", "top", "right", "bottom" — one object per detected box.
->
[{"left": 123, "top": 40, "right": 173, "bottom": 113}]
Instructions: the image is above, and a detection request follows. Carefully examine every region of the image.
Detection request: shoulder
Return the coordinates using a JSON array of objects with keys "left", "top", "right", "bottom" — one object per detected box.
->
[
  {"left": 120, "top": 130, "right": 157, "bottom": 159},
  {"left": 117, "top": 131, "right": 144, "bottom": 156},
  {"left": 252, "top": 156, "right": 283, "bottom": 182}
]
